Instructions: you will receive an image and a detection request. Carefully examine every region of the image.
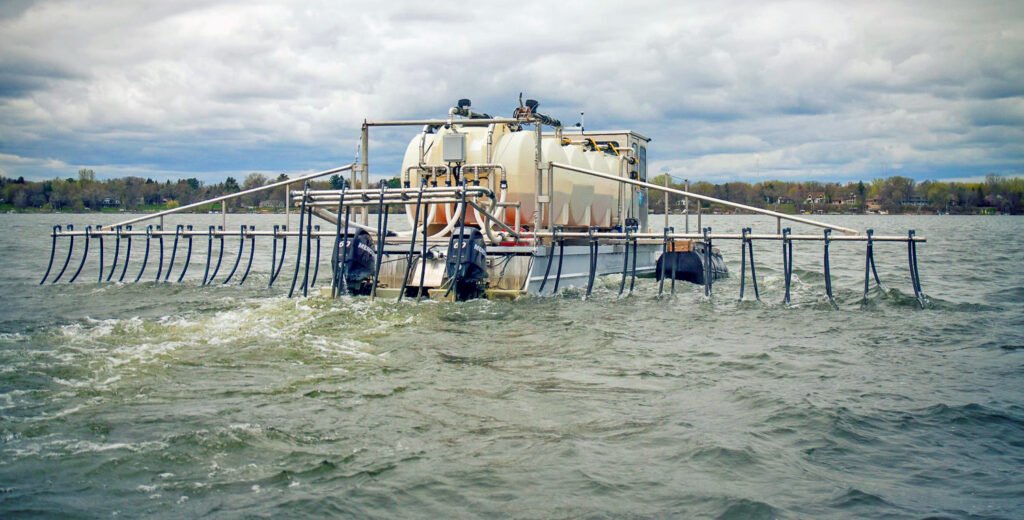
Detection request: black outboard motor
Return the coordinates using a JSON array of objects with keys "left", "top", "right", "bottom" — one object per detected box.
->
[
  {"left": 656, "top": 241, "right": 729, "bottom": 285},
  {"left": 445, "top": 228, "right": 488, "bottom": 301},
  {"left": 335, "top": 229, "right": 376, "bottom": 295}
]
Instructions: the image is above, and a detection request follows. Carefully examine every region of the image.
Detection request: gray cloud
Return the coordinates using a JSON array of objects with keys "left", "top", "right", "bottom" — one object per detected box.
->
[{"left": 0, "top": 0, "right": 1021, "bottom": 182}]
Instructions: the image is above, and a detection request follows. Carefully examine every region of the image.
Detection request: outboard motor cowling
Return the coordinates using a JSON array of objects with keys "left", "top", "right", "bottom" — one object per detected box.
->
[
  {"left": 334, "top": 229, "right": 376, "bottom": 295},
  {"left": 445, "top": 228, "right": 488, "bottom": 301}
]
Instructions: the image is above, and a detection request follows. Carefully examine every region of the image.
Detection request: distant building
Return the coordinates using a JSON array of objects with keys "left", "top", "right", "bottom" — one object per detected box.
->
[
  {"left": 259, "top": 200, "right": 285, "bottom": 209},
  {"left": 101, "top": 197, "right": 121, "bottom": 207}
]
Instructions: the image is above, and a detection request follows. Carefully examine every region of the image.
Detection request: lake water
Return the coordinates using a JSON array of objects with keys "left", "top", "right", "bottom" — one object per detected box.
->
[{"left": 1, "top": 213, "right": 1022, "bottom": 518}]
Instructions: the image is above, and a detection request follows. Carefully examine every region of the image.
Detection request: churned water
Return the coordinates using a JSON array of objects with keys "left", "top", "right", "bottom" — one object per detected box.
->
[{"left": 1, "top": 213, "right": 1022, "bottom": 518}]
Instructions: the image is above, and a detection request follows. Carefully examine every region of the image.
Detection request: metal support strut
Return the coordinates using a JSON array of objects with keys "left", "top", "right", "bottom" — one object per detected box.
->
[{"left": 310, "top": 225, "right": 321, "bottom": 288}]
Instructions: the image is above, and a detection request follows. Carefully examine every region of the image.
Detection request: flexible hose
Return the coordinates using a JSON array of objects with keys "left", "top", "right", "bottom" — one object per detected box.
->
[
  {"left": 222, "top": 225, "right": 246, "bottom": 284},
  {"left": 40, "top": 225, "right": 61, "bottom": 285},
  {"left": 154, "top": 227, "right": 164, "bottom": 282},
  {"left": 239, "top": 228, "right": 255, "bottom": 285},
  {"left": 178, "top": 225, "right": 193, "bottom": 283},
  {"left": 68, "top": 226, "right": 92, "bottom": 283},
  {"left": 118, "top": 226, "right": 132, "bottom": 283},
  {"left": 824, "top": 229, "right": 836, "bottom": 308},
  {"left": 106, "top": 226, "right": 121, "bottom": 282},
  {"left": 134, "top": 226, "right": 151, "bottom": 283},
  {"left": 288, "top": 189, "right": 308, "bottom": 298},
  {"left": 165, "top": 225, "right": 182, "bottom": 282},
  {"left": 208, "top": 227, "right": 225, "bottom": 284},
  {"left": 311, "top": 225, "right": 321, "bottom": 288},
  {"left": 52, "top": 224, "right": 75, "bottom": 283},
  {"left": 203, "top": 226, "right": 214, "bottom": 285}
]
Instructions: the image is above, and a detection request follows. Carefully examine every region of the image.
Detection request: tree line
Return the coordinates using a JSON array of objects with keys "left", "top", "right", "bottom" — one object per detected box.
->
[
  {"left": 647, "top": 173, "right": 1023, "bottom": 215},
  {"left": 1, "top": 169, "right": 1021, "bottom": 215}
]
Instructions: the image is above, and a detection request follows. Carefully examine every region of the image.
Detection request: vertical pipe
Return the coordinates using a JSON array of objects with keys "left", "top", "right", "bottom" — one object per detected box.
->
[
  {"left": 302, "top": 207, "right": 313, "bottom": 297},
  {"left": 154, "top": 226, "right": 164, "bottom": 282},
  {"left": 585, "top": 228, "right": 598, "bottom": 299},
  {"left": 684, "top": 180, "right": 690, "bottom": 234},
  {"left": 339, "top": 208, "right": 353, "bottom": 295},
  {"left": 361, "top": 121, "right": 370, "bottom": 226},
  {"left": 40, "top": 225, "right": 61, "bottom": 285},
  {"left": 106, "top": 226, "right": 121, "bottom": 282},
  {"left": 331, "top": 183, "right": 348, "bottom": 297},
  {"left": 658, "top": 227, "right": 668, "bottom": 297},
  {"left": 539, "top": 236, "right": 556, "bottom": 294},
  {"left": 670, "top": 234, "right": 677, "bottom": 295},
  {"left": 203, "top": 226, "right": 214, "bottom": 285},
  {"left": 533, "top": 122, "right": 542, "bottom": 232},
  {"left": 221, "top": 200, "right": 226, "bottom": 230},
  {"left": 416, "top": 203, "right": 429, "bottom": 301},
  {"left": 444, "top": 182, "right": 468, "bottom": 299},
  {"left": 863, "top": 228, "right": 875, "bottom": 299},
  {"left": 288, "top": 188, "right": 308, "bottom": 298},
  {"left": 134, "top": 226, "right": 151, "bottom": 283},
  {"left": 177, "top": 225, "right": 193, "bottom": 283},
  {"left": 165, "top": 225, "right": 182, "bottom": 282},
  {"left": 96, "top": 232, "right": 104, "bottom": 284},
  {"left": 222, "top": 225, "right": 246, "bottom": 284},
  {"left": 239, "top": 226, "right": 255, "bottom": 285},
  {"left": 399, "top": 183, "right": 424, "bottom": 302},
  {"left": 824, "top": 229, "right": 836, "bottom": 308},
  {"left": 272, "top": 228, "right": 288, "bottom": 286},
  {"left": 702, "top": 227, "right": 712, "bottom": 297},
  {"left": 552, "top": 236, "right": 565, "bottom": 294},
  {"left": 118, "top": 226, "right": 133, "bottom": 283},
  {"left": 208, "top": 227, "right": 225, "bottom": 284},
  {"left": 628, "top": 236, "right": 638, "bottom": 295},
  {"left": 53, "top": 225, "right": 75, "bottom": 283},
  {"left": 663, "top": 175, "right": 669, "bottom": 231},
  {"left": 748, "top": 234, "right": 760, "bottom": 301},
  {"left": 269, "top": 225, "right": 280, "bottom": 287},
  {"left": 68, "top": 226, "right": 92, "bottom": 283},
  {"left": 311, "top": 225, "right": 321, "bottom": 288},
  {"left": 618, "top": 230, "right": 630, "bottom": 297},
  {"left": 786, "top": 226, "right": 794, "bottom": 305},
  {"left": 739, "top": 228, "right": 748, "bottom": 300},
  {"left": 697, "top": 193, "right": 702, "bottom": 233}
]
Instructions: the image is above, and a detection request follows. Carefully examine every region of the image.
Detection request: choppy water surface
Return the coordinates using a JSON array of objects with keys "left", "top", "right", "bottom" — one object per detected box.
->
[{"left": 1, "top": 213, "right": 1022, "bottom": 518}]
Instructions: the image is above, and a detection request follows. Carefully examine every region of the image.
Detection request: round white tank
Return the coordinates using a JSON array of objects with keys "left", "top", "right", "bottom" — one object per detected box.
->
[{"left": 399, "top": 126, "right": 625, "bottom": 230}]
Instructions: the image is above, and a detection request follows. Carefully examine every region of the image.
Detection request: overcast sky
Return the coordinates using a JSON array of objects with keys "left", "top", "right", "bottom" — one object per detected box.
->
[{"left": 1, "top": 0, "right": 1022, "bottom": 184}]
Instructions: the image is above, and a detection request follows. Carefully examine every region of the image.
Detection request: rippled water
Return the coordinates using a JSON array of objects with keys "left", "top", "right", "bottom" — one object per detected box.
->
[{"left": 1, "top": 213, "right": 1022, "bottom": 518}]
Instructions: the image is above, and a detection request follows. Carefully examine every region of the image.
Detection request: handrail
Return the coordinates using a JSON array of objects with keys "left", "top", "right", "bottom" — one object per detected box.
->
[
  {"left": 548, "top": 162, "right": 860, "bottom": 235},
  {"left": 104, "top": 164, "right": 355, "bottom": 229}
]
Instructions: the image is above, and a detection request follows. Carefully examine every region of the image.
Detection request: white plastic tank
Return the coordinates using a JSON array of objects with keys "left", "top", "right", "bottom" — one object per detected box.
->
[{"left": 400, "top": 125, "right": 625, "bottom": 230}]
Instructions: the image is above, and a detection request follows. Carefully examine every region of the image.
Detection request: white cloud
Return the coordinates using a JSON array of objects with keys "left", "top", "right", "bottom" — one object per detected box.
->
[{"left": 0, "top": 0, "right": 1021, "bottom": 182}]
